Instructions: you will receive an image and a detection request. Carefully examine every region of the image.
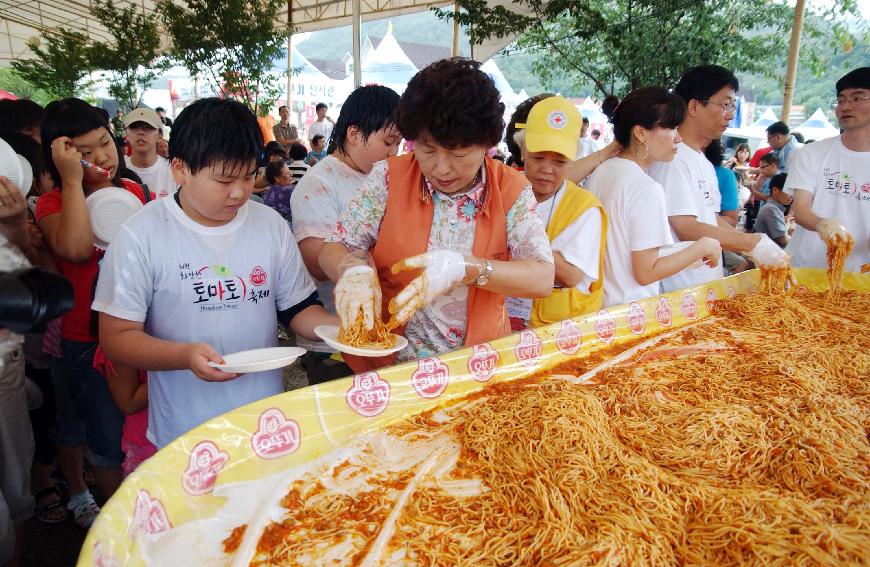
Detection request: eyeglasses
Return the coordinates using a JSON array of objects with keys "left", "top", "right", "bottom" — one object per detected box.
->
[
  {"left": 703, "top": 100, "right": 737, "bottom": 114},
  {"left": 831, "top": 95, "right": 870, "bottom": 109}
]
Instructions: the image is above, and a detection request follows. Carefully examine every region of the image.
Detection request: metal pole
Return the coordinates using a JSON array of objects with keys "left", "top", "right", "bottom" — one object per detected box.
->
[
  {"left": 781, "top": 0, "right": 806, "bottom": 124},
  {"left": 352, "top": 0, "right": 361, "bottom": 87},
  {"left": 286, "top": 1, "right": 293, "bottom": 114},
  {"left": 452, "top": 0, "right": 459, "bottom": 57}
]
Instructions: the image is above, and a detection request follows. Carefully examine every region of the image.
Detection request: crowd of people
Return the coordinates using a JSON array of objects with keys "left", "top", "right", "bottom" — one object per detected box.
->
[{"left": 0, "top": 59, "right": 867, "bottom": 565}]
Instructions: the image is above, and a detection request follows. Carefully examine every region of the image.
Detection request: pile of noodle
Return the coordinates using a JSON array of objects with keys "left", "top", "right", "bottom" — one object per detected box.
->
[
  {"left": 826, "top": 236, "right": 854, "bottom": 292},
  {"left": 338, "top": 312, "right": 398, "bottom": 349}
]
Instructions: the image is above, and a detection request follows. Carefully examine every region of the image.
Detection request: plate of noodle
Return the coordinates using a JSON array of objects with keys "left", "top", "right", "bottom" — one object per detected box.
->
[{"left": 314, "top": 325, "right": 408, "bottom": 357}]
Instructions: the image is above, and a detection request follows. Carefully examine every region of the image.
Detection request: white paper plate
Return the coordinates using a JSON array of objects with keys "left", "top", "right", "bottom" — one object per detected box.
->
[
  {"left": 85, "top": 187, "right": 143, "bottom": 249},
  {"left": 314, "top": 325, "right": 408, "bottom": 357},
  {"left": 207, "top": 347, "right": 306, "bottom": 374}
]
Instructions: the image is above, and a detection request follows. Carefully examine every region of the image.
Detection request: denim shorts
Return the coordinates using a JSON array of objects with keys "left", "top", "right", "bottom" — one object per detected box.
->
[{"left": 51, "top": 339, "right": 124, "bottom": 469}]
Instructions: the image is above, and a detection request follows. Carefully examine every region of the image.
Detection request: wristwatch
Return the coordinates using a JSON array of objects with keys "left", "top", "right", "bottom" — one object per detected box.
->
[{"left": 475, "top": 259, "right": 493, "bottom": 287}]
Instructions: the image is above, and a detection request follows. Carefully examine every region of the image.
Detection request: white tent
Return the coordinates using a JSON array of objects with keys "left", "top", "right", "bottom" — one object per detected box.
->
[
  {"left": 360, "top": 23, "right": 418, "bottom": 88},
  {"left": 724, "top": 107, "right": 779, "bottom": 140},
  {"left": 577, "top": 97, "right": 608, "bottom": 124},
  {"left": 480, "top": 59, "right": 519, "bottom": 105},
  {"left": 794, "top": 108, "right": 840, "bottom": 141}
]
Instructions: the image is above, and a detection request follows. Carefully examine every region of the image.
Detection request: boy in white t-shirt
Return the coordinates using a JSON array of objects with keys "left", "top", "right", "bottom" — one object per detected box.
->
[
  {"left": 785, "top": 67, "right": 870, "bottom": 271},
  {"left": 290, "top": 85, "right": 401, "bottom": 385},
  {"left": 93, "top": 98, "right": 337, "bottom": 448},
  {"left": 124, "top": 107, "right": 179, "bottom": 199},
  {"left": 648, "top": 65, "right": 787, "bottom": 292}
]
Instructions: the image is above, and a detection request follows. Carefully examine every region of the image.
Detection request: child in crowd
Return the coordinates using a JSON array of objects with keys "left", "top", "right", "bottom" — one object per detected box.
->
[
  {"left": 93, "top": 98, "right": 337, "bottom": 449},
  {"left": 286, "top": 143, "right": 310, "bottom": 183},
  {"left": 264, "top": 158, "right": 294, "bottom": 224},
  {"left": 745, "top": 153, "right": 779, "bottom": 231},
  {"left": 289, "top": 84, "right": 401, "bottom": 384},
  {"left": 35, "top": 98, "right": 151, "bottom": 527},
  {"left": 253, "top": 141, "right": 286, "bottom": 190},
  {"left": 754, "top": 173, "right": 794, "bottom": 248},
  {"left": 306, "top": 135, "right": 327, "bottom": 165}
]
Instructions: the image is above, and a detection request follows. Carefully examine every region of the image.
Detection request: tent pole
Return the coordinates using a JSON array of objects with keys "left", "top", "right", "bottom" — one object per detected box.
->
[
  {"left": 352, "top": 0, "right": 362, "bottom": 88},
  {"left": 781, "top": 0, "right": 806, "bottom": 124},
  {"left": 452, "top": 0, "right": 459, "bottom": 57},
  {"left": 287, "top": 1, "right": 293, "bottom": 119}
]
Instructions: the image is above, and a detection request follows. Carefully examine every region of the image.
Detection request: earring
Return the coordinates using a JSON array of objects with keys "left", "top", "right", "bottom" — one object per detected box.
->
[{"left": 634, "top": 140, "right": 650, "bottom": 160}]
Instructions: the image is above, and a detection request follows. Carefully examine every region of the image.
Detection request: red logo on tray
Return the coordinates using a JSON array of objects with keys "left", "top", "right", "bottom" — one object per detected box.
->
[
  {"left": 655, "top": 297, "right": 672, "bottom": 327},
  {"left": 251, "top": 408, "right": 300, "bottom": 459},
  {"left": 681, "top": 291, "right": 698, "bottom": 320},
  {"left": 627, "top": 302, "right": 646, "bottom": 335},
  {"left": 594, "top": 310, "right": 616, "bottom": 344},
  {"left": 515, "top": 329, "right": 543, "bottom": 365},
  {"left": 468, "top": 343, "right": 499, "bottom": 382},
  {"left": 129, "top": 489, "right": 171, "bottom": 537},
  {"left": 727, "top": 286, "right": 737, "bottom": 299},
  {"left": 93, "top": 541, "right": 118, "bottom": 567},
  {"left": 346, "top": 372, "right": 391, "bottom": 416},
  {"left": 181, "top": 441, "right": 229, "bottom": 495},
  {"left": 411, "top": 358, "right": 449, "bottom": 398},
  {"left": 250, "top": 266, "right": 267, "bottom": 286},
  {"left": 705, "top": 289, "right": 717, "bottom": 312},
  {"left": 556, "top": 320, "right": 581, "bottom": 355}
]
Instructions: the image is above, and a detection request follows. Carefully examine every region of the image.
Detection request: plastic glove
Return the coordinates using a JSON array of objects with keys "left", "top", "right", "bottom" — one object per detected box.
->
[
  {"left": 816, "top": 218, "right": 853, "bottom": 248},
  {"left": 747, "top": 234, "right": 789, "bottom": 268},
  {"left": 388, "top": 249, "right": 472, "bottom": 326},
  {"left": 334, "top": 253, "right": 382, "bottom": 332}
]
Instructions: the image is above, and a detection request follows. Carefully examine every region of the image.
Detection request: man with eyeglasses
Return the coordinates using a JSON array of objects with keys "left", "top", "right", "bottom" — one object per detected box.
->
[
  {"left": 649, "top": 65, "right": 787, "bottom": 292},
  {"left": 765, "top": 121, "right": 801, "bottom": 173},
  {"left": 783, "top": 67, "right": 870, "bottom": 272}
]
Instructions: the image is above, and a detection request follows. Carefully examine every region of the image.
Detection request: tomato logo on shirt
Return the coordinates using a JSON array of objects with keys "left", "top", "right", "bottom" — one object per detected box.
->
[
  {"left": 250, "top": 265, "right": 267, "bottom": 286},
  {"left": 346, "top": 372, "right": 391, "bottom": 416},
  {"left": 468, "top": 343, "right": 499, "bottom": 381},
  {"left": 251, "top": 408, "right": 300, "bottom": 459},
  {"left": 181, "top": 441, "right": 229, "bottom": 495}
]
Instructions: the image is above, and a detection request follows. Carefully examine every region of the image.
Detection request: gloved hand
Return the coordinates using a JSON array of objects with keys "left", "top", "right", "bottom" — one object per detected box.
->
[
  {"left": 816, "top": 218, "right": 853, "bottom": 248},
  {"left": 388, "top": 249, "right": 472, "bottom": 326},
  {"left": 747, "top": 234, "right": 789, "bottom": 268},
  {"left": 334, "top": 254, "right": 382, "bottom": 332}
]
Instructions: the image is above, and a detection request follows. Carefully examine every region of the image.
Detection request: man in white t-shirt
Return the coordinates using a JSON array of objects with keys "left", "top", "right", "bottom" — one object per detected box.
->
[
  {"left": 290, "top": 86, "right": 401, "bottom": 384},
  {"left": 575, "top": 117, "right": 599, "bottom": 159},
  {"left": 649, "top": 65, "right": 786, "bottom": 292},
  {"left": 94, "top": 99, "right": 337, "bottom": 447},
  {"left": 785, "top": 67, "right": 870, "bottom": 271},
  {"left": 125, "top": 107, "right": 179, "bottom": 199},
  {"left": 307, "top": 102, "right": 334, "bottom": 146}
]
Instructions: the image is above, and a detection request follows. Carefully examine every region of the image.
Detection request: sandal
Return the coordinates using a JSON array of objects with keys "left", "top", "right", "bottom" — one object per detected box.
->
[
  {"left": 68, "top": 491, "right": 101, "bottom": 529},
  {"left": 34, "top": 486, "right": 70, "bottom": 524}
]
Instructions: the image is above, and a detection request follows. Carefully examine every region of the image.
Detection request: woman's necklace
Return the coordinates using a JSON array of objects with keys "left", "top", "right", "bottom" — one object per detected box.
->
[{"left": 542, "top": 183, "right": 563, "bottom": 230}]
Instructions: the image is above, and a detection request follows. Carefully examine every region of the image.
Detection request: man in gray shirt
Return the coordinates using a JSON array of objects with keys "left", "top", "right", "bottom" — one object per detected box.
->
[{"left": 754, "top": 173, "right": 793, "bottom": 247}]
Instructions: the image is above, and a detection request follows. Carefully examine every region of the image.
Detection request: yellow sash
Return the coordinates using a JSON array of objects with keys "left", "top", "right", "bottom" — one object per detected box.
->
[{"left": 530, "top": 181, "right": 607, "bottom": 327}]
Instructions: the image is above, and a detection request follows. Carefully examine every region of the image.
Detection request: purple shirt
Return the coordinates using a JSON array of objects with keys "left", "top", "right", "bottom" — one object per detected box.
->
[{"left": 264, "top": 184, "right": 293, "bottom": 220}]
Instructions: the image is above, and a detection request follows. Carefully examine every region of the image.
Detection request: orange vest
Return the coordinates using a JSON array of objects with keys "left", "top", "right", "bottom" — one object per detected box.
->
[{"left": 343, "top": 153, "right": 527, "bottom": 373}]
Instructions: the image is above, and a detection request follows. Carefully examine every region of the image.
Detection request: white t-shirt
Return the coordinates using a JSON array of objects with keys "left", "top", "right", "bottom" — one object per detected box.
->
[
  {"left": 308, "top": 120, "right": 334, "bottom": 144},
  {"left": 507, "top": 183, "right": 602, "bottom": 322},
  {"left": 127, "top": 156, "right": 178, "bottom": 199},
  {"left": 576, "top": 137, "right": 599, "bottom": 159},
  {"left": 290, "top": 155, "right": 368, "bottom": 353},
  {"left": 93, "top": 198, "right": 315, "bottom": 447},
  {"left": 784, "top": 136, "right": 870, "bottom": 270},
  {"left": 587, "top": 158, "right": 673, "bottom": 307},
  {"left": 648, "top": 142, "right": 723, "bottom": 292}
]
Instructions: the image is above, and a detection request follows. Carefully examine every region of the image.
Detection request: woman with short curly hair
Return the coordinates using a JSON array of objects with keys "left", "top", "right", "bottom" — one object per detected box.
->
[{"left": 319, "top": 58, "right": 555, "bottom": 373}]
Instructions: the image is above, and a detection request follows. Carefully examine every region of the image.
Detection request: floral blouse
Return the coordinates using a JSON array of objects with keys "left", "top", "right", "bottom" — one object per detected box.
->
[{"left": 326, "top": 160, "right": 553, "bottom": 361}]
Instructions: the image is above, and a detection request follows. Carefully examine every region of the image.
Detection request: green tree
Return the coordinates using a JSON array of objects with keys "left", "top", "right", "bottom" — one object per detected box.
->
[
  {"left": 88, "top": 0, "right": 169, "bottom": 110},
  {"left": 439, "top": 0, "right": 863, "bottom": 97},
  {"left": 158, "top": 0, "right": 291, "bottom": 117},
  {"left": 10, "top": 29, "right": 93, "bottom": 100}
]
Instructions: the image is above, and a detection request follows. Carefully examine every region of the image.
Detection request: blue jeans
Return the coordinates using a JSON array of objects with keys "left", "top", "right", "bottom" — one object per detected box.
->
[{"left": 52, "top": 339, "right": 124, "bottom": 469}]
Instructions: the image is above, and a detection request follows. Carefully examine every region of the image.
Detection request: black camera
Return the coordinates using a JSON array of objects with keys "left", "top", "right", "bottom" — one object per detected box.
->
[{"left": 0, "top": 268, "right": 74, "bottom": 334}]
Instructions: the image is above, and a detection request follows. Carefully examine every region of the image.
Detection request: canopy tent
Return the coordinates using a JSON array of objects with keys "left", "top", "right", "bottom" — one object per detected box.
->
[
  {"left": 359, "top": 23, "right": 418, "bottom": 87},
  {"left": 794, "top": 108, "right": 840, "bottom": 141},
  {"left": 480, "top": 58, "right": 518, "bottom": 105},
  {"left": 724, "top": 107, "right": 779, "bottom": 140}
]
